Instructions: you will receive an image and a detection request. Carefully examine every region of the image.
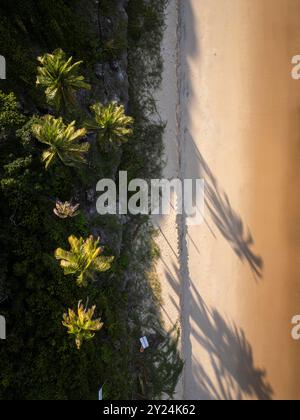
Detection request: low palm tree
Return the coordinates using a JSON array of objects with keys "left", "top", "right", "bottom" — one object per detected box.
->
[
  {"left": 62, "top": 301, "right": 103, "bottom": 350},
  {"left": 36, "top": 49, "right": 91, "bottom": 110},
  {"left": 32, "top": 115, "right": 90, "bottom": 169},
  {"left": 88, "top": 102, "right": 133, "bottom": 148},
  {"left": 55, "top": 235, "right": 114, "bottom": 287},
  {"left": 54, "top": 200, "right": 80, "bottom": 219}
]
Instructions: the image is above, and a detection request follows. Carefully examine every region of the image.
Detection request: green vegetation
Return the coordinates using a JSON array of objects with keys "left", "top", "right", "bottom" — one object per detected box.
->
[
  {"left": 37, "top": 49, "right": 91, "bottom": 111},
  {"left": 62, "top": 301, "right": 103, "bottom": 350},
  {"left": 0, "top": 0, "right": 182, "bottom": 401},
  {"left": 32, "top": 115, "right": 89, "bottom": 169},
  {"left": 88, "top": 102, "right": 134, "bottom": 149},
  {"left": 55, "top": 235, "right": 114, "bottom": 288},
  {"left": 0, "top": 91, "right": 25, "bottom": 132},
  {"left": 0, "top": 0, "right": 96, "bottom": 104}
]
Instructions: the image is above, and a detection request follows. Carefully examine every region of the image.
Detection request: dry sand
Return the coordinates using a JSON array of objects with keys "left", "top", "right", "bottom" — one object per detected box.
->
[{"left": 156, "top": 0, "right": 300, "bottom": 400}]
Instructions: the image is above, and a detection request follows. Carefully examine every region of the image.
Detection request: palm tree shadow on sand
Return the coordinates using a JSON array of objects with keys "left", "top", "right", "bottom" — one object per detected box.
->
[
  {"left": 190, "top": 136, "right": 263, "bottom": 280},
  {"left": 189, "top": 282, "right": 273, "bottom": 400},
  {"left": 163, "top": 267, "right": 273, "bottom": 400}
]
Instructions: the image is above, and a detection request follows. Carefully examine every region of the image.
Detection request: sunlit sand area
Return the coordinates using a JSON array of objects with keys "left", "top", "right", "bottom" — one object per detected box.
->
[{"left": 156, "top": 0, "right": 300, "bottom": 400}]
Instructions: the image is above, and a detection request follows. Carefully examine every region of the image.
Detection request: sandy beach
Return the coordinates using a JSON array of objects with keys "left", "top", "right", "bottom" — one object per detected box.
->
[{"left": 156, "top": 0, "right": 300, "bottom": 400}]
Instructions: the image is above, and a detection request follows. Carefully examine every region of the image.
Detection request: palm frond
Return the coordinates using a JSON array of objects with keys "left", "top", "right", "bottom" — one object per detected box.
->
[
  {"left": 55, "top": 235, "right": 114, "bottom": 287},
  {"left": 37, "top": 49, "right": 91, "bottom": 110},
  {"left": 62, "top": 301, "right": 103, "bottom": 349},
  {"left": 32, "top": 115, "right": 90, "bottom": 169},
  {"left": 88, "top": 102, "right": 134, "bottom": 148}
]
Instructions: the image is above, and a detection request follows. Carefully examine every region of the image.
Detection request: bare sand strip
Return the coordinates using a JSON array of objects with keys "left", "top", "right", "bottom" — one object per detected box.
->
[
  {"left": 153, "top": 0, "right": 184, "bottom": 399},
  {"left": 157, "top": 0, "right": 300, "bottom": 400}
]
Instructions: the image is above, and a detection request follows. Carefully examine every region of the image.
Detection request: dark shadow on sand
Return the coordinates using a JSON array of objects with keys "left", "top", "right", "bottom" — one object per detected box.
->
[
  {"left": 164, "top": 264, "right": 273, "bottom": 400},
  {"left": 189, "top": 135, "right": 264, "bottom": 281}
]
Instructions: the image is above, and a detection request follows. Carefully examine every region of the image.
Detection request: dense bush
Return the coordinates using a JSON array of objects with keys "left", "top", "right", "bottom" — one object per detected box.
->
[
  {"left": 0, "top": 0, "right": 182, "bottom": 400},
  {"left": 0, "top": 0, "right": 96, "bottom": 105}
]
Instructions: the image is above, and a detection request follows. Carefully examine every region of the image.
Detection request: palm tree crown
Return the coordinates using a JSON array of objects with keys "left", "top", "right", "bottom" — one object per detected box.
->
[
  {"left": 89, "top": 102, "right": 134, "bottom": 148},
  {"left": 54, "top": 200, "right": 80, "bottom": 219},
  {"left": 62, "top": 301, "right": 103, "bottom": 350},
  {"left": 36, "top": 48, "right": 91, "bottom": 110},
  {"left": 55, "top": 235, "right": 114, "bottom": 287},
  {"left": 32, "top": 115, "right": 90, "bottom": 169}
]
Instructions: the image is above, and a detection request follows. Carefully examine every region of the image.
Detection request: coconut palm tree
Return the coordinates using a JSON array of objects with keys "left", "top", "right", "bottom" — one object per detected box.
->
[
  {"left": 62, "top": 301, "right": 103, "bottom": 350},
  {"left": 55, "top": 235, "right": 114, "bottom": 287},
  {"left": 88, "top": 102, "right": 133, "bottom": 148},
  {"left": 32, "top": 115, "right": 90, "bottom": 169},
  {"left": 36, "top": 49, "right": 91, "bottom": 110},
  {"left": 54, "top": 200, "right": 80, "bottom": 219}
]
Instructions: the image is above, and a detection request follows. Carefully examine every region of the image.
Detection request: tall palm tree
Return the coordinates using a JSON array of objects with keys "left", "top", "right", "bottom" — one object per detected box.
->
[
  {"left": 36, "top": 49, "right": 91, "bottom": 110},
  {"left": 32, "top": 115, "right": 90, "bottom": 169},
  {"left": 62, "top": 301, "right": 103, "bottom": 350},
  {"left": 88, "top": 102, "right": 134, "bottom": 148},
  {"left": 55, "top": 235, "right": 114, "bottom": 287}
]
